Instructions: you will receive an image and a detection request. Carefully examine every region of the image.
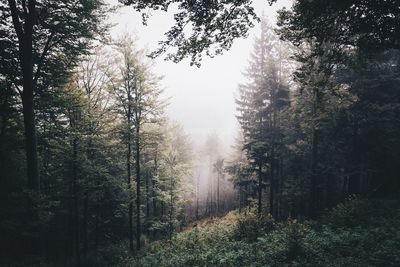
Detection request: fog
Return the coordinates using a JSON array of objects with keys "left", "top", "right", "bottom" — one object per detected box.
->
[{"left": 108, "top": 0, "right": 292, "bottom": 151}]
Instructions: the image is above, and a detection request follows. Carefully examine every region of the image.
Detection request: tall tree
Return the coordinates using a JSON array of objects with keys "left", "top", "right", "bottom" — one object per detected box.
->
[
  {"left": 236, "top": 18, "right": 290, "bottom": 216},
  {"left": 110, "top": 36, "right": 165, "bottom": 251},
  {"left": 213, "top": 158, "right": 224, "bottom": 215},
  {"left": 2, "top": 0, "right": 108, "bottom": 191}
]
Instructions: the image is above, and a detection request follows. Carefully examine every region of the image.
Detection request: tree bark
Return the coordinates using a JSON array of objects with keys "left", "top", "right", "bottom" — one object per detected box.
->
[
  {"left": 135, "top": 124, "right": 141, "bottom": 251},
  {"left": 72, "top": 138, "right": 80, "bottom": 267},
  {"left": 22, "top": 89, "right": 40, "bottom": 191},
  {"left": 152, "top": 146, "right": 158, "bottom": 218},
  {"left": 258, "top": 162, "right": 263, "bottom": 216},
  {"left": 310, "top": 128, "right": 319, "bottom": 218},
  {"left": 217, "top": 172, "right": 220, "bottom": 215},
  {"left": 196, "top": 174, "right": 199, "bottom": 220},
  {"left": 169, "top": 169, "right": 174, "bottom": 240},
  {"left": 8, "top": 0, "right": 40, "bottom": 191},
  {"left": 83, "top": 191, "right": 88, "bottom": 257},
  {"left": 127, "top": 117, "right": 133, "bottom": 252},
  {"left": 146, "top": 171, "right": 150, "bottom": 218}
]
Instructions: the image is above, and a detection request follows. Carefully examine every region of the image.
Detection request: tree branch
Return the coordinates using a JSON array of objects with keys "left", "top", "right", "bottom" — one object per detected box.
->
[
  {"left": 33, "top": 32, "right": 54, "bottom": 87},
  {"left": 7, "top": 0, "right": 24, "bottom": 41}
]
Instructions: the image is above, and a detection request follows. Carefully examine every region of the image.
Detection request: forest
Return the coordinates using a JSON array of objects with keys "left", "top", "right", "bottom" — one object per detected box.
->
[{"left": 1, "top": 0, "right": 400, "bottom": 266}]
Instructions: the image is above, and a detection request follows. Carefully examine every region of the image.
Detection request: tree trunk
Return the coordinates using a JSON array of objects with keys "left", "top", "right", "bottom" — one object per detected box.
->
[
  {"left": 127, "top": 123, "right": 133, "bottom": 252},
  {"left": 196, "top": 174, "right": 199, "bottom": 220},
  {"left": 83, "top": 191, "right": 88, "bottom": 257},
  {"left": 258, "top": 163, "right": 263, "bottom": 216},
  {"left": 8, "top": 0, "right": 40, "bottom": 192},
  {"left": 94, "top": 204, "right": 99, "bottom": 252},
  {"left": 269, "top": 157, "right": 275, "bottom": 217},
  {"left": 310, "top": 88, "right": 320, "bottom": 218},
  {"left": 217, "top": 172, "right": 220, "bottom": 215},
  {"left": 135, "top": 125, "right": 141, "bottom": 251},
  {"left": 310, "top": 128, "right": 319, "bottom": 218},
  {"left": 72, "top": 138, "right": 80, "bottom": 267},
  {"left": 348, "top": 121, "right": 360, "bottom": 195},
  {"left": 152, "top": 146, "right": 158, "bottom": 218},
  {"left": 22, "top": 90, "right": 40, "bottom": 191},
  {"left": 146, "top": 171, "right": 150, "bottom": 218},
  {"left": 169, "top": 170, "right": 174, "bottom": 240}
]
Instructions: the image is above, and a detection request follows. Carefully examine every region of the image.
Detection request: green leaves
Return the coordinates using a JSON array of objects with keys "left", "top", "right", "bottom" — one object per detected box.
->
[{"left": 121, "top": 0, "right": 260, "bottom": 66}]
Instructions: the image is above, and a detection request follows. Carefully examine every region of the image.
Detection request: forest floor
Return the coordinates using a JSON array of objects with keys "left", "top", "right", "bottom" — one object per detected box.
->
[{"left": 121, "top": 198, "right": 400, "bottom": 267}]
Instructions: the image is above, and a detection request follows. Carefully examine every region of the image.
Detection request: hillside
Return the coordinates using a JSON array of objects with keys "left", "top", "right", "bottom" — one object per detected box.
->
[{"left": 123, "top": 199, "right": 400, "bottom": 267}]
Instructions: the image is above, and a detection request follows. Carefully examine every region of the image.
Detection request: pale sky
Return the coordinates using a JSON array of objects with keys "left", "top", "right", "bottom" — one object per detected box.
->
[{"left": 107, "top": 0, "right": 292, "bottom": 148}]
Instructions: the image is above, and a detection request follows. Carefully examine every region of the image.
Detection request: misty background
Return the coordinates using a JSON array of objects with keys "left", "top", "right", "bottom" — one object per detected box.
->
[{"left": 108, "top": 0, "right": 292, "bottom": 150}]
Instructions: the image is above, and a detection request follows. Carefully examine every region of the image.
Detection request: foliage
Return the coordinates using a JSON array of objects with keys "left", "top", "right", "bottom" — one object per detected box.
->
[
  {"left": 120, "top": 0, "right": 277, "bottom": 66},
  {"left": 325, "top": 196, "right": 371, "bottom": 228},
  {"left": 233, "top": 208, "right": 275, "bottom": 242},
  {"left": 125, "top": 200, "right": 400, "bottom": 267}
]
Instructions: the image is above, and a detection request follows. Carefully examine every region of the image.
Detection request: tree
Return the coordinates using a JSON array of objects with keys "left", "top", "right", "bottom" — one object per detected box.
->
[
  {"left": 110, "top": 36, "right": 165, "bottom": 251},
  {"left": 277, "top": 0, "right": 400, "bottom": 54},
  {"left": 120, "top": 0, "right": 277, "bottom": 66},
  {"left": 202, "top": 132, "right": 222, "bottom": 216},
  {"left": 236, "top": 18, "right": 290, "bottom": 217},
  {"left": 163, "top": 122, "right": 193, "bottom": 238},
  {"left": 69, "top": 47, "right": 117, "bottom": 257},
  {"left": 2, "top": 0, "right": 108, "bottom": 192},
  {"left": 226, "top": 132, "right": 253, "bottom": 212},
  {"left": 274, "top": 0, "right": 400, "bottom": 216},
  {"left": 213, "top": 158, "right": 224, "bottom": 215}
]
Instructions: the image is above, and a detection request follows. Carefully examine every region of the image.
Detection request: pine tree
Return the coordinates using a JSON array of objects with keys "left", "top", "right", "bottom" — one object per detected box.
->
[{"left": 236, "top": 18, "right": 290, "bottom": 217}]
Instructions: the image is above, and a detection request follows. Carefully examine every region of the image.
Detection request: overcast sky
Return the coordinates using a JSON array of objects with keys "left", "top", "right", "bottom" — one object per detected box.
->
[{"left": 108, "top": 0, "right": 292, "bottom": 149}]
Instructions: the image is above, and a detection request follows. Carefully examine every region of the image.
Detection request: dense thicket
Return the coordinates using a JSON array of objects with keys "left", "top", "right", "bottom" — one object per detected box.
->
[{"left": 233, "top": 0, "right": 400, "bottom": 219}]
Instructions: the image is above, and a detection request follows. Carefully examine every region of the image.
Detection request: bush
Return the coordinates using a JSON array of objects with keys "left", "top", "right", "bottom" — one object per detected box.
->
[
  {"left": 284, "top": 219, "right": 308, "bottom": 261},
  {"left": 325, "top": 195, "right": 371, "bottom": 227},
  {"left": 233, "top": 208, "right": 275, "bottom": 242}
]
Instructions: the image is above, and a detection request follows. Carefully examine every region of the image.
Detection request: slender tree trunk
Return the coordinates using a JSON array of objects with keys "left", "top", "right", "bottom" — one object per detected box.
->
[
  {"left": 310, "top": 128, "right": 319, "bottom": 218},
  {"left": 258, "top": 163, "right": 263, "bottom": 216},
  {"left": 72, "top": 138, "right": 80, "bottom": 267},
  {"left": 68, "top": 179, "right": 74, "bottom": 264},
  {"left": 310, "top": 89, "right": 320, "bottom": 218},
  {"left": 348, "top": 121, "right": 360, "bottom": 195},
  {"left": 238, "top": 186, "right": 242, "bottom": 213},
  {"left": 217, "top": 172, "right": 220, "bottom": 215},
  {"left": 196, "top": 174, "right": 199, "bottom": 220},
  {"left": 94, "top": 204, "right": 99, "bottom": 252},
  {"left": 269, "top": 156, "right": 275, "bottom": 217},
  {"left": 152, "top": 146, "right": 158, "bottom": 217},
  {"left": 83, "top": 191, "right": 88, "bottom": 257},
  {"left": 209, "top": 158, "right": 213, "bottom": 217},
  {"left": 146, "top": 171, "right": 150, "bottom": 218},
  {"left": 244, "top": 183, "right": 248, "bottom": 208},
  {"left": 169, "top": 170, "right": 174, "bottom": 240},
  {"left": 127, "top": 122, "right": 133, "bottom": 252},
  {"left": 135, "top": 124, "right": 141, "bottom": 251}
]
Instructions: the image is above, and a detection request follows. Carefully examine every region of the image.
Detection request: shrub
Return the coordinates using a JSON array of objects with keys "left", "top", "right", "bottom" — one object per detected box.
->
[
  {"left": 326, "top": 195, "right": 371, "bottom": 227},
  {"left": 283, "top": 219, "right": 308, "bottom": 261},
  {"left": 233, "top": 208, "right": 275, "bottom": 242}
]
